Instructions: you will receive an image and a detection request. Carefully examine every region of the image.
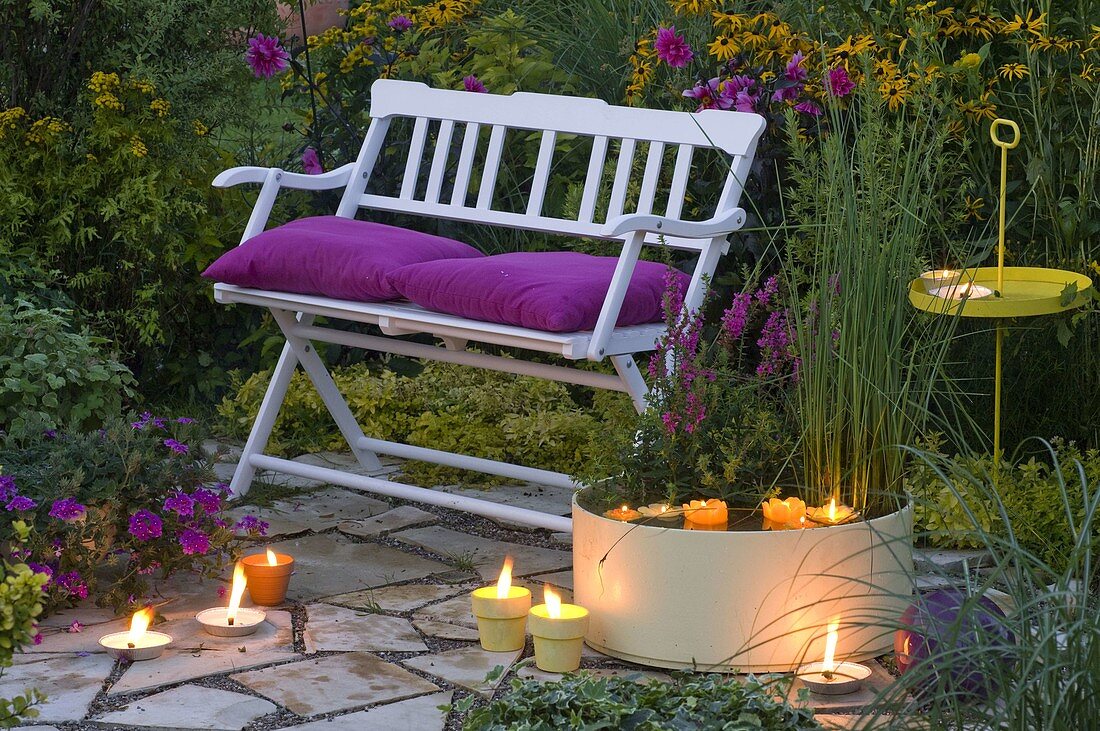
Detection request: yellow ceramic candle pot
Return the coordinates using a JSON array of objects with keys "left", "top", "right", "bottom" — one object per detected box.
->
[
  {"left": 528, "top": 586, "right": 590, "bottom": 673},
  {"left": 470, "top": 557, "right": 532, "bottom": 652}
]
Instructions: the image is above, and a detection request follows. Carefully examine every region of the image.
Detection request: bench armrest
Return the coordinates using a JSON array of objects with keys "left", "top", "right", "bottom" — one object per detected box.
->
[
  {"left": 212, "top": 163, "right": 355, "bottom": 191},
  {"left": 601, "top": 208, "right": 747, "bottom": 239}
]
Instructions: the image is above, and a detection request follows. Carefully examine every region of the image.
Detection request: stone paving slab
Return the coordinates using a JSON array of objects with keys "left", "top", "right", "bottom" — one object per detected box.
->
[
  {"left": 394, "top": 527, "right": 571, "bottom": 580},
  {"left": 267, "top": 534, "right": 451, "bottom": 600},
  {"left": 3, "top": 653, "right": 115, "bottom": 723},
  {"left": 226, "top": 487, "right": 392, "bottom": 538},
  {"left": 413, "top": 620, "right": 481, "bottom": 642},
  {"left": 913, "top": 549, "right": 992, "bottom": 574},
  {"left": 96, "top": 684, "right": 276, "bottom": 729},
  {"left": 526, "top": 570, "right": 573, "bottom": 591},
  {"left": 339, "top": 505, "right": 438, "bottom": 537},
  {"left": 324, "top": 583, "right": 461, "bottom": 613},
  {"left": 293, "top": 451, "right": 403, "bottom": 479},
  {"left": 233, "top": 653, "right": 439, "bottom": 716},
  {"left": 402, "top": 646, "right": 521, "bottom": 696},
  {"left": 303, "top": 603, "right": 426, "bottom": 653},
  {"left": 283, "top": 692, "right": 452, "bottom": 731},
  {"left": 109, "top": 611, "right": 296, "bottom": 696},
  {"left": 413, "top": 593, "right": 478, "bottom": 628}
]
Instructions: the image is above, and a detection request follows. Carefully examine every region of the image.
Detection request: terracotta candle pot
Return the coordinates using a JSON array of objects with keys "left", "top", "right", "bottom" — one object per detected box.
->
[{"left": 241, "top": 551, "right": 295, "bottom": 605}]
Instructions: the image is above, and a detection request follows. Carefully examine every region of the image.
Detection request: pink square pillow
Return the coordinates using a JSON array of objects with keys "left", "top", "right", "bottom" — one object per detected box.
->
[
  {"left": 202, "top": 216, "right": 484, "bottom": 301},
  {"left": 385, "top": 252, "right": 687, "bottom": 332}
]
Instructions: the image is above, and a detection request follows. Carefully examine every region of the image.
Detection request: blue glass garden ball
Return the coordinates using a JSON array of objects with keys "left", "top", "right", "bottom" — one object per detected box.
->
[{"left": 894, "top": 588, "right": 1014, "bottom": 697}]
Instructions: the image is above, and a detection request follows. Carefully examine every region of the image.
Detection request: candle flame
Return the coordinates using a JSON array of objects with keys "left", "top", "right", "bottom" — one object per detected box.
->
[
  {"left": 496, "top": 557, "right": 513, "bottom": 599},
  {"left": 828, "top": 499, "right": 836, "bottom": 522},
  {"left": 544, "top": 585, "right": 562, "bottom": 619},
  {"left": 823, "top": 619, "right": 840, "bottom": 674},
  {"left": 128, "top": 606, "right": 154, "bottom": 645},
  {"left": 227, "top": 562, "right": 248, "bottom": 624},
  {"left": 621, "top": 504, "right": 628, "bottom": 513},
  {"left": 266, "top": 548, "right": 278, "bottom": 566}
]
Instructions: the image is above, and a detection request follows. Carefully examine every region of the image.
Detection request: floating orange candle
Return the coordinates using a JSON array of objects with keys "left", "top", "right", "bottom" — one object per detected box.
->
[
  {"left": 604, "top": 504, "right": 642, "bottom": 522},
  {"left": 470, "top": 557, "right": 531, "bottom": 652},
  {"left": 761, "top": 496, "right": 808, "bottom": 530},
  {"left": 681, "top": 498, "right": 728, "bottom": 530},
  {"left": 807, "top": 498, "right": 857, "bottom": 526}
]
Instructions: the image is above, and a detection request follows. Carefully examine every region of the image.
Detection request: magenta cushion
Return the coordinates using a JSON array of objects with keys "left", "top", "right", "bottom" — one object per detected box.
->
[
  {"left": 202, "top": 216, "right": 484, "bottom": 301},
  {"left": 385, "top": 252, "right": 687, "bottom": 332}
]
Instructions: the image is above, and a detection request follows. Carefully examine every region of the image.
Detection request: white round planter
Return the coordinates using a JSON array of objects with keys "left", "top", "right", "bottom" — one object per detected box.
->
[{"left": 573, "top": 494, "right": 913, "bottom": 672}]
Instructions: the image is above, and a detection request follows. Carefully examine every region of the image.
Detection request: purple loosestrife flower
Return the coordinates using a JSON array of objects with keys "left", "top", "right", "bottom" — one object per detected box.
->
[
  {"left": 755, "top": 276, "right": 779, "bottom": 307},
  {"left": 128, "top": 510, "right": 163, "bottom": 541},
  {"left": 6, "top": 495, "right": 37, "bottom": 512},
  {"left": 795, "top": 100, "right": 822, "bottom": 116},
  {"left": 387, "top": 14, "right": 412, "bottom": 31},
  {"left": 178, "top": 529, "right": 210, "bottom": 556},
  {"left": 462, "top": 75, "right": 487, "bottom": 93},
  {"left": 302, "top": 147, "right": 323, "bottom": 174},
  {"left": 654, "top": 26, "right": 693, "bottom": 68},
  {"left": 756, "top": 308, "right": 794, "bottom": 378},
  {"left": 191, "top": 488, "right": 221, "bottom": 514},
  {"left": 163, "top": 438, "right": 189, "bottom": 455},
  {"left": 163, "top": 492, "right": 195, "bottom": 518},
  {"left": 49, "top": 498, "right": 86, "bottom": 522},
  {"left": 721, "top": 292, "right": 752, "bottom": 341},
  {"left": 827, "top": 66, "right": 856, "bottom": 97},
  {"left": 246, "top": 34, "right": 290, "bottom": 78}
]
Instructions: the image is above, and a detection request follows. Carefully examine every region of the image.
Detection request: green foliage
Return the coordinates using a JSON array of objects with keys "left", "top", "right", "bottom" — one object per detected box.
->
[
  {"left": 0, "top": 525, "right": 50, "bottom": 728},
  {"left": 0, "top": 300, "right": 134, "bottom": 433},
  {"left": 462, "top": 670, "right": 819, "bottom": 730},
  {"left": 910, "top": 437, "right": 1100, "bottom": 574},
  {"left": 0, "top": 72, "right": 262, "bottom": 396},
  {"left": 0, "top": 415, "right": 260, "bottom": 613},
  {"left": 219, "top": 360, "right": 633, "bottom": 485}
]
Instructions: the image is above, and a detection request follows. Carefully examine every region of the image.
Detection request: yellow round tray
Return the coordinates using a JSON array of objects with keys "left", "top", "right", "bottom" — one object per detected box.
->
[{"left": 908, "top": 266, "right": 1093, "bottom": 318}]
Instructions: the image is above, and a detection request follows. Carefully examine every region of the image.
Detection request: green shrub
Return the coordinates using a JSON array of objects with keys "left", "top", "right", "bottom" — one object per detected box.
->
[
  {"left": 0, "top": 521, "right": 49, "bottom": 727},
  {"left": 0, "top": 300, "right": 135, "bottom": 433},
  {"left": 218, "top": 360, "right": 633, "bottom": 485},
  {"left": 462, "top": 670, "right": 819, "bottom": 730}
]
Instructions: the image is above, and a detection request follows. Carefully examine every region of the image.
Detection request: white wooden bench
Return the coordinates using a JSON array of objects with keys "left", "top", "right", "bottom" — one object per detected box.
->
[{"left": 211, "top": 79, "right": 765, "bottom": 532}]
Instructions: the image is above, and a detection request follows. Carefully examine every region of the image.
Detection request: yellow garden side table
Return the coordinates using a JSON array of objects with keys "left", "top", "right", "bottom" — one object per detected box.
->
[{"left": 907, "top": 118, "right": 1093, "bottom": 463}]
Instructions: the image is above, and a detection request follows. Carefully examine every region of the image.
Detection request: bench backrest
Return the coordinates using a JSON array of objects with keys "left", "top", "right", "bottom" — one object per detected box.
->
[{"left": 335, "top": 80, "right": 765, "bottom": 251}]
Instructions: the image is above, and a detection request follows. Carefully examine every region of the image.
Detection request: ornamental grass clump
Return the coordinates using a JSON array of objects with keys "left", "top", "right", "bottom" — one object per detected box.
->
[{"left": 0, "top": 415, "right": 267, "bottom": 614}]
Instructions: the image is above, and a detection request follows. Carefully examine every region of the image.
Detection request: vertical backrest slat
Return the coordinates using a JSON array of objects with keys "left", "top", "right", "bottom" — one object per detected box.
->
[
  {"left": 399, "top": 117, "right": 430, "bottom": 199},
  {"left": 578, "top": 135, "right": 608, "bottom": 223},
  {"left": 526, "top": 130, "right": 557, "bottom": 216},
  {"left": 476, "top": 125, "right": 507, "bottom": 209},
  {"left": 450, "top": 122, "right": 481, "bottom": 206},
  {"left": 635, "top": 141, "right": 665, "bottom": 215},
  {"left": 424, "top": 119, "right": 455, "bottom": 204},
  {"left": 605, "top": 138, "right": 637, "bottom": 222},
  {"left": 665, "top": 144, "right": 694, "bottom": 219}
]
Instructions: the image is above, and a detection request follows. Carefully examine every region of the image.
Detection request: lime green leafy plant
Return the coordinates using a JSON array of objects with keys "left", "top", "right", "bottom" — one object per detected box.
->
[{"left": 0, "top": 520, "right": 49, "bottom": 728}]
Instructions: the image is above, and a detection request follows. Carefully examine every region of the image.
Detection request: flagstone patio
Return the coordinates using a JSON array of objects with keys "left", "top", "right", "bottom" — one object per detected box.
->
[{"left": 3, "top": 445, "right": 956, "bottom": 730}]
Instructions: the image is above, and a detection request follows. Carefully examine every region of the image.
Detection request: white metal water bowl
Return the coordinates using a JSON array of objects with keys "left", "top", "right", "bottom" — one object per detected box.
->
[{"left": 572, "top": 493, "right": 913, "bottom": 672}]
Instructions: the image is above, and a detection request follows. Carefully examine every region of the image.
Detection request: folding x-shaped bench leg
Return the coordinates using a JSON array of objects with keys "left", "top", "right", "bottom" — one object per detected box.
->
[{"left": 227, "top": 310, "right": 384, "bottom": 498}]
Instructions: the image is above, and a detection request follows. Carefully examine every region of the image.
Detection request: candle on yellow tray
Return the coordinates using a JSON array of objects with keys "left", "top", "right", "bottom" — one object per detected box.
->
[
  {"left": 761, "top": 496, "right": 808, "bottom": 530},
  {"left": 604, "top": 504, "right": 642, "bottom": 522},
  {"left": 681, "top": 498, "right": 728, "bottom": 530},
  {"left": 807, "top": 498, "right": 856, "bottom": 526},
  {"left": 470, "top": 557, "right": 531, "bottom": 652},
  {"left": 528, "top": 585, "right": 589, "bottom": 672}
]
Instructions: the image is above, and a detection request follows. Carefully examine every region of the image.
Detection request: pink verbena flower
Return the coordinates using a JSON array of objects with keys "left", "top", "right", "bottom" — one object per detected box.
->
[
  {"left": 302, "top": 147, "right": 323, "bottom": 174},
  {"left": 463, "top": 75, "right": 487, "bottom": 93},
  {"left": 163, "top": 492, "right": 195, "bottom": 518},
  {"left": 191, "top": 488, "right": 221, "bottom": 514},
  {"left": 826, "top": 66, "right": 856, "bottom": 97},
  {"left": 49, "top": 498, "right": 86, "bottom": 522},
  {"left": 233, "top": 515, "right": 269, "bottom": 536},
  {"left": 163, "top": 438, "right": 188, "bottom": 455},
  {"left": 56, "top": 571, "right": 89, "bottom": 599},
  {"left": 128, "top": 510, "right": 163, "bottom": 541},
  {"left": 246, "top": 34, "right": 290, "bottom": 79},
  {"left": 178, "top": 529, "right": 210, "bottom": 556},
  {"left": 795, "top": 100, "right": 822, "bottom": 116},
  {"left": 655, "top": 26, "right": 694, "bottom": 68},
  {"left": 6, "top": 495, "right": 36, "bottom": 512}
]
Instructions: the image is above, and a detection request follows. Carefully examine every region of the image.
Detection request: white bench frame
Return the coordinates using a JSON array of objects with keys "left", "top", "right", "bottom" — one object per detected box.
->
[{"left": 212, "top": 80, "right": 765, "bottom": 532}]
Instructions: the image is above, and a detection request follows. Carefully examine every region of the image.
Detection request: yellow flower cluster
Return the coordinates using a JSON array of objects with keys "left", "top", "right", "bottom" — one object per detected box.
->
[
  {"left": 193, "top": 119, "right": 209, "bottom": 137},
  {"left": 131, "top": 80, "right": 157, "bottom": 95},
  {"left": 130, "top": 136, "right": 148, "bottom": 157},
  {"left": 88, "top": 71, "right": 125, "bottom": 110},
  {"left": 149, "top": 98, "right": 171, "bottom": 118},
  {"left": 25, "top": 117, "right": 70, "bottom": 145},
  {"left": 0, "top": 107, "right": 26, "bottom": 136}
]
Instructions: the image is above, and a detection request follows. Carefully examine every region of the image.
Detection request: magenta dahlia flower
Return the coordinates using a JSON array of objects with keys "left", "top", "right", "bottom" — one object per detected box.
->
[
  {"left": 246, "top": 34, "right": 290, "bottom": 79},
  {"left": 463, "top": 75, "right": 487, "bottom": 93},
  {"left": 827, "top": 66, "right": 856, "bottom": 97},
  {"left": 302, "top": 147, "right": 323, "bottom": 174},
  {"left": 655, "top": 26, "right": 694, "bottom": 68}
]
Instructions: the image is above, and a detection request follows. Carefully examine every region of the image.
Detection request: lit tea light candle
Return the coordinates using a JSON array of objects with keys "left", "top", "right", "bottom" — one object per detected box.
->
[
  {"left": 528, "top": 584, "right": 589, "bottom": 673},
  {"left": 638, "top": 503, "right": 679, "bottom": 521},
  {"left": 920, "top": 269, "right": 961, "bottom": 293},
  {"left": 807, "top": 498, "right": 857, "bottom": 526},
  {"left": 603, "top": 504, "right": 642, "bottom": 522},
  {"left": 241, "top": 547, "right": 295, "bottom": 606},
  {"left": 470, "top": 557, "right": 531, "bottom": 652},
  {"left": 681, "top": 498, "right": 728, "bottom": 530},
  {"left": 196, "top": 561, "right": 266, "bottom": 637},
  {"left": 761, "top": 496, "right": 808, "bottom": 530},
  {"left": 797, "top": 619, "right": 872, "bottom": 695},
  {"left": 930, "top": 282, "right": 994, "bottom": 300},
  {"left": 99, "top": 606, "right": 171, "bottom": 661}
]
